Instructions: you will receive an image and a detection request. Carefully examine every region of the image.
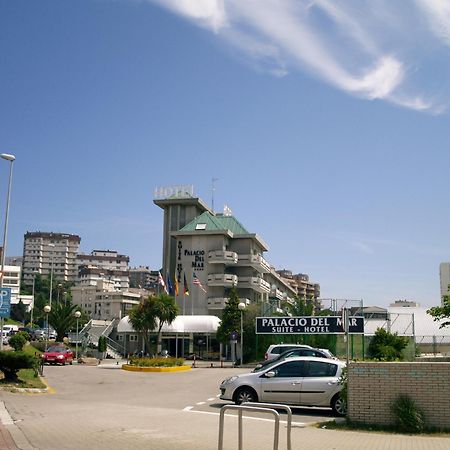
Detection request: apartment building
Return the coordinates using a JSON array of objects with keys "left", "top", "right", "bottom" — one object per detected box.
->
[
  {"left": 76, "top": 250, "right": 130, "bottom": 290},
  {"left": 440, "top": 262, "right": 450, "bottom": 303},
  {"left": 22, "top": 232, "right": 81, "bottom": 285},
  {"left": 276, "top": 269, "right": 321, "bottom": 310},
  {"left": 71, "top": 280, "right": 140, "bottom": 321},
  {"left": 154, "top": 192, "right": 296, "bottom": 316},
  {"left": 129, "top": 266, "right": 158, "bottom": 290}
]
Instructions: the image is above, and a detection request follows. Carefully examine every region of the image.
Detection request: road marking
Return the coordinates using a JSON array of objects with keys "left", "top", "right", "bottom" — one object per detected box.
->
[
  {"left": 196, "top": 402, "right": 206, "bottom": 405},
  {"left": 183, "top": 408, "right": 307, "bottom": 426},
  {"left": 207, "top": 398, "right": 216, "bottom": 401}
]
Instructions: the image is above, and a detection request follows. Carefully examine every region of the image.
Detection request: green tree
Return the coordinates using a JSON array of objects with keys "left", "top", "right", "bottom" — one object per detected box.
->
[
  {"left": 216, "top": 286, "right": 241, "bottom": 344},
  {"left": 286, "top": 296, "right": 314, "bottom": 316},
  {"left": 427, "top": 294, "right": 450, "bottom": 328},
  {"left": 8, "top": 332, "right": 28, "bottom": 351},
  {"left": 0, "top": 351, "right": 38, "bottom": 382},
  {"left": 367, "top": 328, "right": 409, "bottom": 361},
  {"left": 129, "top": 297, "right": 159, "bottom": 355},
  {"left": 98, "top": 336, "right": 107, "bottom": 359},
  {"left": 11, "top": 300, "right": 26, "bottom": 323},
  {"left": 154, "top": 294, "right": 178, "bottom": 354},
  {"left": 48, "top": 302, "right": 80, "bottom": 342}
]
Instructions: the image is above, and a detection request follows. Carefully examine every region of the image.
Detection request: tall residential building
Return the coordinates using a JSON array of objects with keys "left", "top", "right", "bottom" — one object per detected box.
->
[
  {"left": 440, "top": 263, "right": 450, "bottom": 304},
  {"left": 276, "top": 269, "right": 321, "bottom": 307},
  {"left": 129, "top": 266, "right": 158, "bottom": 290},
  {"left": 154, "top": 190, "right": 297, "bottom": 316},
  {"left": 76, "top": 250, "right": 130, "bottom": 290},
  {"left": 22, "top": 232, "right": 81, "bottom": 285}
]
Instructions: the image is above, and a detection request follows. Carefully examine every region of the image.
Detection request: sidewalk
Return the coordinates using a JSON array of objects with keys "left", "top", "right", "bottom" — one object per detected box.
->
[{"left": 0, "top": 425, "right": 20, "bottom": 450}]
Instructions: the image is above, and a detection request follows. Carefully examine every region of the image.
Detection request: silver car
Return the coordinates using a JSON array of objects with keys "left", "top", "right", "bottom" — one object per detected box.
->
[{"left": 220, "top": 356, "right": 346, "bottom": 416}]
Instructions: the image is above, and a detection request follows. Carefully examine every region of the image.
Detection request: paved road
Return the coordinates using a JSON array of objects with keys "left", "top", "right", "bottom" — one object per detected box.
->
[{"left": 0, "top": 361, "right": 449, "bottom": 449}]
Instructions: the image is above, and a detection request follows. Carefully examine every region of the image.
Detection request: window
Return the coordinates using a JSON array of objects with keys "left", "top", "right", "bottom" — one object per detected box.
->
[
  {"left": 272, "top": 361, "right": 306, "bottom": 378},
  {"left": 195, "top": 223, "right": 207, "bottom": 230},
  {"left": 129, "top": 335, "right": 138, "bottom": 342},
  {"left": 306, "top": 361, "right": 337, "bottom": 377}
]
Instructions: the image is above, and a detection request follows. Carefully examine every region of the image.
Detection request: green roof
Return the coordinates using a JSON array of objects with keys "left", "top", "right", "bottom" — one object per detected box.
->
[{"left": 179, "top": 212, "right": 249, "bottom": 235}]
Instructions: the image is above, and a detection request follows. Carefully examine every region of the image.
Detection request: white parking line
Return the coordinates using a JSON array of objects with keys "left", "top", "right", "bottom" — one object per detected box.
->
[
  {"left": 207, "top": 398, "right": 216, "bottom": 401},
  {"left": 196, "top": 402, "right": 206, "bottom": 405},
  {"left": 183, "top": 408, "right": 307, "bottom": 426}
]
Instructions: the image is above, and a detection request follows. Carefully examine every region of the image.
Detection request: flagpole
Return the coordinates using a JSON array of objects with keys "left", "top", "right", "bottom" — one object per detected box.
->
[
  {"left": 191, "top": 285, "right": 194, "bottom": 316},
  {"left": 183, "top": 292, "right": 185, "bottom": 316}
]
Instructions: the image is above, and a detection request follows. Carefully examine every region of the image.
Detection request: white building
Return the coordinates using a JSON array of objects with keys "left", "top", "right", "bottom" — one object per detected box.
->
[
  {"left": 22, "top": 231, "right": 81, "bottom": 285},
  {"left": 71, "top": 280, "right": 140, "bottom": 321},
  {"left": 2, "top": 264, "right": 34, "bottom": 312},
  {"left": 76, "top": 250, "right": 129, "bottom": 290},
  {"left": 440, "top": 263, "right": 450, "bottom": 303}
]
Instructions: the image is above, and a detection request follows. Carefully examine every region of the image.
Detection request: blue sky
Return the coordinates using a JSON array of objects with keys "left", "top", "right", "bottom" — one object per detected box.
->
[{"left": 1, "top": 0, "right": 450, "bottom": 307}]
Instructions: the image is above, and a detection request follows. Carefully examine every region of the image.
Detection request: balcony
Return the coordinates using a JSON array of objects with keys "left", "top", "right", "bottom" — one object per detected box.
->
[
  {"left": 238, "top": 277, "right": 271, "bottom": 293},
  {"left": 207, "top": 297, "right": 229, "bottom": 310},
  {"left": 236, "top": 254, "right": 271, "bottom": 273},
  {"left": 208, "top": 250, "right": 238, "bottom": 265},
  {"left": 207, "top": 274, "right": 238, "bottom": 287}
]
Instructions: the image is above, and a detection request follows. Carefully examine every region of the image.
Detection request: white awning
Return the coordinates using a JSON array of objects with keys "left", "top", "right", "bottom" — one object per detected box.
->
[{"left": 117, "top": 315, "right": 221, "bottom": 333}]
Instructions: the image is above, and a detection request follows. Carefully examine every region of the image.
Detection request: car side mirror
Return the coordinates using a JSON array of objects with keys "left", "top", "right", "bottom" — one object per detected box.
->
[{"left": 265, "top": 371, "right": 276, "bottom": 378}]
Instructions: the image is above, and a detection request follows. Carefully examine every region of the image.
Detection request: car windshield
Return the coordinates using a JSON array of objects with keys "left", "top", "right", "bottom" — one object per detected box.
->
[
  {"left": 47, "top": 347, "right": 66, "bottom": 353},
  {"left": 252, "top": 359, "right": 280, "bottom": 373}
]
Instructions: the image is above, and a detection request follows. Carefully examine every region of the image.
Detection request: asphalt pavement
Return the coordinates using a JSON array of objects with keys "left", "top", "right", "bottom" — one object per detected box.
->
[{"left": 0, "top": 360, "right": 449, "bottom": 449}]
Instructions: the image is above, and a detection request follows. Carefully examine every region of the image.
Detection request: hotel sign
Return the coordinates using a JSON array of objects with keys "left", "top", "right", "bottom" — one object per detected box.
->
[
  {"left": 255, "top": 316, "right": 364, "bottom": 334},
  {"left": 153, "top": 184, "right": 194, "bottom": 200}
]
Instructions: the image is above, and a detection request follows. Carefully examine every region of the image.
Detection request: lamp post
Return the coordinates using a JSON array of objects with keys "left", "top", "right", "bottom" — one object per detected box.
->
[
  {"left": 0, "top": 153, "right": 15, "bottom": 352},
  {"left": 75, "top": 311, "right": 81, "bottom": 361},
  {"left": 44, "top": 305, "right": 51, "bottom": 351},
  {"left": 238, "top": 302, "right": 246, "bottom": 366}
]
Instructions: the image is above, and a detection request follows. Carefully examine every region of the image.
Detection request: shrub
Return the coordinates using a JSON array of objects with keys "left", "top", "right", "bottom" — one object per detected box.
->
[
  {"left": 129, "top": 357, "right": 185, "bottom": 368},
  {"left": 391, "top": 395, "right": 425, "bottom": 433},
  {"left": 9, "top": 332, "right": 29, "bottom": 351},
  {"left": 0, "top": 351, "right": 39, "bottom": 382},
  {"left": 367, "top": 328, "right": 409, "bottom": 361}
]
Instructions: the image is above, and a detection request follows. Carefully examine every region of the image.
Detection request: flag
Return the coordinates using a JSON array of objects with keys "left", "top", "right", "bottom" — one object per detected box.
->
[
  {"left": 158, "top": 271, "right": 168, "bottom": 294},
  {"left": 193, "top": 272, "right": 207, "bottom": 293},
  {"left": 166, "top": 272, "right": 174, "bottom": 295},
  {"left": 183, "top": 273, "right": 190, "bottom": 296},
  {"left": 174, "top": 276, "right": 179, "bottom": 296}
]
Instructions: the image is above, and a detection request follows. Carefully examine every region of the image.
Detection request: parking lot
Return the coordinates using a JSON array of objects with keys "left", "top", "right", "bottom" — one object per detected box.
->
[{"left": 0, "top": 361, "right": 449, "bottom": 449}]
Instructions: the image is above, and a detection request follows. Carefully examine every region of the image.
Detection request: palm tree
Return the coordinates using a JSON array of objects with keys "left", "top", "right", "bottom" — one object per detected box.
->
[
  {"left": 155, "top": 294, "right": 178, "bottom": 354},
  {"left": 128, "top": 297, "right": 158, "bottom": 355},
  {"left": 48, "top": 302, "right": 80, "bottom": 342}
]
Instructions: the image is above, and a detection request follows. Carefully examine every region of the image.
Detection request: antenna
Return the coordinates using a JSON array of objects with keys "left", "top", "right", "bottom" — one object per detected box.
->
[{"left": 211, "top": 178, "right": 218, "bottom": 212}]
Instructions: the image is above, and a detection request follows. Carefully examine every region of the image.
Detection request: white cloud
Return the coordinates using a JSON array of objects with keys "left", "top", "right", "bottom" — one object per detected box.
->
[{"left": 146, "top": 0, "right": 449, "bottom": 113}]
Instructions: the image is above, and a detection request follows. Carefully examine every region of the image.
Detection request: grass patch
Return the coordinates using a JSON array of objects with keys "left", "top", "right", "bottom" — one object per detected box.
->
[{"left": 318, "top": 419, "right": 450, "bottom": 436}]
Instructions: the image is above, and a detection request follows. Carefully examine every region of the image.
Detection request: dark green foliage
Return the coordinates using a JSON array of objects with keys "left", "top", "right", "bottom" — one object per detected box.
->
[
  {"left": 0, "top": 351, "right": 39, "bottom": 381},
  {"left": 391, "top": 395, "right": 425, "bottom": 433},
  {"left": 129, "top": 294, "right": 178, "bottom": 355},
  {"left": 338, "top": 366, "right": 348, "bottom": 404},
  {"left": 11, "top": 300, "right": 26, "bottom": 323},
  {"left": 48, "top": 302, "right": 80, "bottom": 342},
  {"left": 287, "top": 296, "right": 314, "bottom": 316},
  {"left": 98, "top": 336, "right": 107, "bottom": 354},
  {"left": 427, "top": 293, "right": 450, "bottom": 328},
  {"left": 216, "top": 286, "right": 241, "bottom": 344},
  {"left": 8, "top": 332, "right": 28, "bottom": 351},
  {"left": 367, "top": 328, "right": 409, "bottom": 361},
  {"left": 129, "top": 357, "right": 184, "bottom": 367}
]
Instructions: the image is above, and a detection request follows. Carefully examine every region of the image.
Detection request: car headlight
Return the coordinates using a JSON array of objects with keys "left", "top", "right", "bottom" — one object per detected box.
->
[{"left": 221, "top": 376, "right": 238, "bottom": 386}]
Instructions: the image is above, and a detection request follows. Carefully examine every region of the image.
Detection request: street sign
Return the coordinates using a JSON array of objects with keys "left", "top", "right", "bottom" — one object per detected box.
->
[
  {"left": 255, "top": 316, "right": 364, "bottom": 334},
  {"left": 0, "top": 287, "right": 11, "bottom": 318}
]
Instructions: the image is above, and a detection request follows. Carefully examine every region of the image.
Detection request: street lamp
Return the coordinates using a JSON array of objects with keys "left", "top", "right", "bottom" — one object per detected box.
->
[
  {"left": 0, "top": 153, "right": 15, "bottom": 352},
  {"left": 238, "top": 302, "right": 246, "bottom": 366},
  {"left": 74, "top": 311, "right": 81, "bottom": 361},
  {"left": 44, "top": 305, "right": 51, "bottom": 351}
]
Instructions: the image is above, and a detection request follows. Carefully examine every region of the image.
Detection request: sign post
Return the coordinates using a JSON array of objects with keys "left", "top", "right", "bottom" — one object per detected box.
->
[{"left": 0, "top": 287, "right": 12, "bottom": 351}]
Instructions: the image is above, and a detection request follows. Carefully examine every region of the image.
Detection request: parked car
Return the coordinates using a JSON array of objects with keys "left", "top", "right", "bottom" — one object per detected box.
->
[
  {"left": 42, "top": 346, "right": 74, "bottom": 365},
  {"left": 220, "top": 356, "right": 347, "bottom": 416},
  {"left": 254, "top": 347, "right": 337, "bottom": 371},
  {"left": 32, "top": 328, "right": 57, "bottom": 341},
  {"left": 264, "top": 344, "right": 313, "bottom": 361}
]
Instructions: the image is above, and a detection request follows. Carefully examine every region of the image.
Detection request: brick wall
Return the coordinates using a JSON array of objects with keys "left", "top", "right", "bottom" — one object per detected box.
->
[{"left": 348, "top": 362, "right": 450, "bottom": 429}]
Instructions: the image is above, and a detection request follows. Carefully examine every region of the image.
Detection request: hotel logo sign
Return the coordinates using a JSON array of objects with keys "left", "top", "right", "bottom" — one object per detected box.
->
[
  {"left": 255, "top": 316, "right": 364, "bottom": 334},
  {"left": 153, "top": 184, "right": 194, "bottom": 200}
]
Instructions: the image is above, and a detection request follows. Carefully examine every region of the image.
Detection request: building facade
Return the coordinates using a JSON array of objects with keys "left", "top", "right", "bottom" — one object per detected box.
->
[
  {"left": 440, "top": 262, "right": 450, "bottom": 303},
  {"left": 22, "top": 232, "right": 81, "bottom": 286},
  {"left": 129, "top": 266, "right": 159, "bottom": 291},
  {"left": 276, "top": 269, "right": 321, "bottom": 310},
  {"left": 154, "top": 193, "right": 297, "bottom": 316},
  {"left": 71, "top": 280, "right": 140, "bottom": 321}
]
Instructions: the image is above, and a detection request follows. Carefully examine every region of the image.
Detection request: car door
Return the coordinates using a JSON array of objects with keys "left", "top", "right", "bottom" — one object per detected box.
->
[
  {"left": 260, "top": 360, "right": 306, "bottom": 405},
  {"left": 299, "top": 361, "right": 340, "bottom": 407}
]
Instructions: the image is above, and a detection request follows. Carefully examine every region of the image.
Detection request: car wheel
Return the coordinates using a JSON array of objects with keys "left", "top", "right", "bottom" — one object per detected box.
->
[
  {"left": 331, "top": 394, "right": 347, "bottom": 416},
  {"left": 234, "top": 387, "right": 258, "bottom": 405}
]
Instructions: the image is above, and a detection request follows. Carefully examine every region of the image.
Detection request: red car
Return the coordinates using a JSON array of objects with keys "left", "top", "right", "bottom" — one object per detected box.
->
[{"left": 42, "top": 346, "right": 74, "bottom": 365}]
